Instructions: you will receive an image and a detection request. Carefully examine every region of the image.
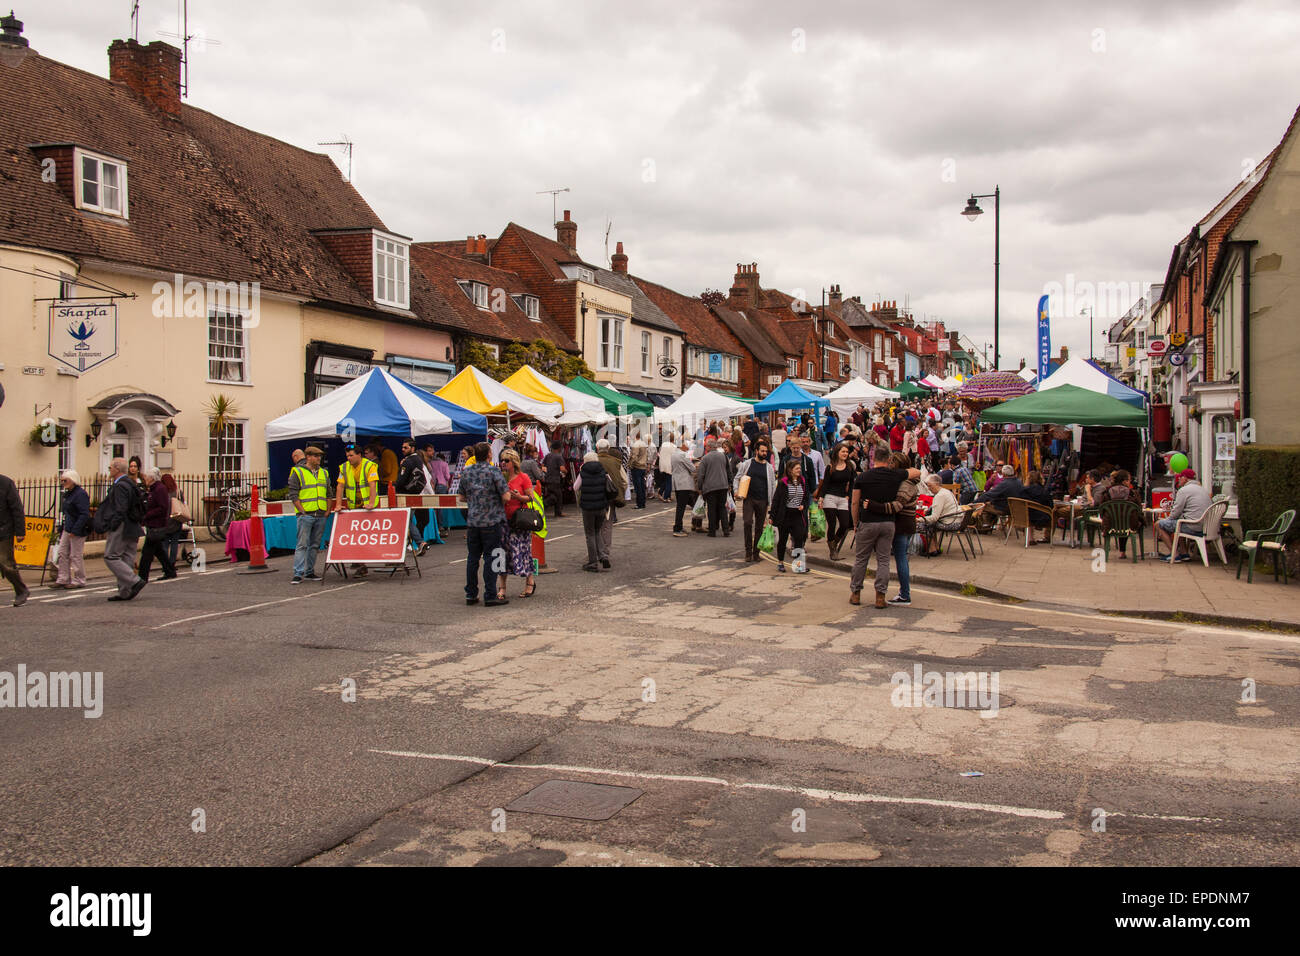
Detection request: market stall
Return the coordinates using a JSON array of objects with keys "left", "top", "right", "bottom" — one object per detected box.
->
[
  {"left": 653, "top": 381, "right": 752, "bottom": 432},
  {"left": 501, "top": 366, "right": 612, "bottom": 425},
  {"left": 824, "top": 377, "right": 900, "bottom": 418},
  {"left": 435, "top": 365, "right": 563, "bottom": 423}
]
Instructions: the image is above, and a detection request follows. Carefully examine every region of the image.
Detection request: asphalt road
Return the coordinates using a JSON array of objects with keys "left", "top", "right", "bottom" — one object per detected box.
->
[{"left": 1, "top": 500, "right": 1297, "bottom": 866}]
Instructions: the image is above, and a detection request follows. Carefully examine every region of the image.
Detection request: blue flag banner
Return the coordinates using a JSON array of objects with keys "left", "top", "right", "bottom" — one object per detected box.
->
[{"left": 1037, "top": 295, "right": 1051, "bottom": 375}]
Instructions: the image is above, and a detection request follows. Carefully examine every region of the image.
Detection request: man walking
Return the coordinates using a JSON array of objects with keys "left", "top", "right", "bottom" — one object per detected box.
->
[
  {"left": 849, "top": 447, "right": 906, "bottom": 608},
  {"left": 288, "top": 445, "right": 330, "bottom": 584},
  {"left": 671, "top": 436, "right": 697, "bottom": 537},
  {"left": 578, "top": 451, "right": 611, "bottom": 571},
  {"left": 541, "top": 445, "right": 568, "bottom": 518},
  {"left": 734, "top": 437, "right": 776, "bottom": 561},
  {"left": 629, "top": 436, "right": 650, "bottom": 509},
  {"left": 460, "top": 441, "right": 511, "bottom": 605},
  {"left": 396, "top": 439, "right": 433, "bottom": 555},
  {"left": 696, "top": 439, "right": 732, "bottom": 537},
  {"left": 95, "top": 457, "right": 146, "bottom": 602},
  {"left": 596, "top": 438, "right": 626, "bottom": 567},
  {"left": 0, "top": 472, "right": 29, "bottom": 606}
]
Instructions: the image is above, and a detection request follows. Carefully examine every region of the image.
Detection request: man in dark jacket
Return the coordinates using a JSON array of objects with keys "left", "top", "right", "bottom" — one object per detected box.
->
[
  {"left": 0, "top": 472, "right": 29, "bottom": 606},
  {"left": 95, "top": 456, "right": 147, "bottom": 601},
  {"left": 976, "top": 465, "right": 1026, "bottom": 517},
  {"left": 541, "top": 448, "right": 567, "bottom": 518},
  {"left": 578, "top": 452, "right": 611, "bottom": 571},
  {"left": 596, "top": 439, "right": 627, "bottom": 567}
]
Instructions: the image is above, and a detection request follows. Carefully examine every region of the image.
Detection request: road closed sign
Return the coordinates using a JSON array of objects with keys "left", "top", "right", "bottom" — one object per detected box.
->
[{"left": 325, "top": 509, "right": 410, "bottom": 565}]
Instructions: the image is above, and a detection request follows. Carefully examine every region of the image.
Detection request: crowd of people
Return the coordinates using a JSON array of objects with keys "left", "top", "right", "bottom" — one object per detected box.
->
[{"left": 0, "top": 391, "right": 1223, "bottom": 609}]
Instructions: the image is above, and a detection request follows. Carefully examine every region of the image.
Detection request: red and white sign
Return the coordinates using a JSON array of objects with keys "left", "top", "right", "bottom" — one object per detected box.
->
[
  {"left": 325, "top": 508, "right": 410, "bottom": 564},
  {"left": 1147, "top": 338, "right": 1167, "bottom": 356}
]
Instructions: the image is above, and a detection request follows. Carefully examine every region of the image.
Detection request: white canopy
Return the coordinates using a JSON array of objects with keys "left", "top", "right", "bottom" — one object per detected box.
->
[
  {"left": 501, "top": 365, "right": 611, "bottom": 425},
  {"left": 1017, "top": 367, "right": 1037, "bottom": 382},
  {"left": 435, "top": 365, "right": 563, "bottom": 423},
  {"left": 941, "top": 376, "right": 963, "bottom": 390},
  {"left": 919, "top": 374, "right": 946, "bottom": 388},
  {"left": 653, "top": 381, "right": 752, "bottom": 427},
  {"left": 824, "top": 377, "right": 900, "bottom": 417},
  {"left": 1037, "top": 356, "right": 1145, "bottom": 409}
]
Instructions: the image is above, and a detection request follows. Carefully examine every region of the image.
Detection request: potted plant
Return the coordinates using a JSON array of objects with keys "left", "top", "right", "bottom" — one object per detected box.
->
[{"left": 29, "top": 420, "right": 70, "bottom": 447}]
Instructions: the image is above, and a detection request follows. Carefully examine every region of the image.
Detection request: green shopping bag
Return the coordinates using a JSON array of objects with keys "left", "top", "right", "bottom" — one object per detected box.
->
[
  {"left": 808, "top": 501, "right": 827, "bottom": 541},
  {"left": 757, "top": 523, "right": 776, "bottom": 554}
]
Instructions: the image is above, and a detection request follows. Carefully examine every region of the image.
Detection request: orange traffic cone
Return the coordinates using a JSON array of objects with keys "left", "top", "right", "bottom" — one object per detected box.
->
[{"left": 237, "top": 484, "right": 278, "bottom": 575}]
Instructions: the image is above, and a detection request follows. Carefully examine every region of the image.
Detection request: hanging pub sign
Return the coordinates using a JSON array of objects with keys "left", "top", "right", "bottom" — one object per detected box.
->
[{"left": 49, "top": 302, "right": 118, "bottom": 373}]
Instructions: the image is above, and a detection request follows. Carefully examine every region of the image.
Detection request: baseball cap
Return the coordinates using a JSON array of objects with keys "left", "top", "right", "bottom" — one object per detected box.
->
[{"left": 1177, "top": 468, "right": 1197, "bottom": 480}]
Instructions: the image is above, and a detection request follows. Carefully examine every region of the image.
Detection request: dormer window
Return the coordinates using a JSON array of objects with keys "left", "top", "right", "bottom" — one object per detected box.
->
[
  {"left": 511, "top": 293, "right": 540, "bottom": 320},
  {"left": 458, "top": 280, "right": 489, "bottom": 309},
  {"left": 373, "top": 233, "right": 409, "bottom": 309},
  {"left": 561, "top": 264, "right": 595, "bottom": 283},
  {"left": 76, "top": 149, "right": 128, "bottom": 218}
]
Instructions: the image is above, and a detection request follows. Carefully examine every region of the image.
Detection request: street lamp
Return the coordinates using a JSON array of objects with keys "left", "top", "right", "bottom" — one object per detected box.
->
[
  {"left": 961, "top": 187, "right": 1000, "bottom": 371},
  {"left": 1079, "top": 307, "right": 1093, "bottom": 360}
]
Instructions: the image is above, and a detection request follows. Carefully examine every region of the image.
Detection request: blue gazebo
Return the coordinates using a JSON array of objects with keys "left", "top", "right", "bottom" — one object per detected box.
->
[{"left": 753, "top": 379, "right": 830, "bottom": 414}]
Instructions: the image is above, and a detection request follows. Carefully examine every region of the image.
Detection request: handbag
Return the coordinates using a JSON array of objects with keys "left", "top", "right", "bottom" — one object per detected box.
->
[{"left": 510, "top": 506, "right": 543, "bottom": 533}]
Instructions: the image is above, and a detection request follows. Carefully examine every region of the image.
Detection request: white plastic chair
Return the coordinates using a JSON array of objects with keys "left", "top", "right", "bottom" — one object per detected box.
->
[{"left": 1171, "top": 500, "right": 1229, "bottom": 567}]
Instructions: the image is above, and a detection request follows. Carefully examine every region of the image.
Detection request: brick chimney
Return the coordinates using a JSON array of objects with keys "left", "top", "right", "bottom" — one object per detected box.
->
[
  {"left": 467, "top": 234, "right": 488, "bottom": 263},
  {"left": 949, "top": 331, "right": 960, "bottom": 352},
  {"left": 728, "top": 262, "right": 761, "bottom": 309},
  {"left": 108, "top": 39, "right": 182, "bottom": 118},
  {"left": 556, "top": 210, "right": 577, "bottom": 253},
  {"left": 828, "top": 284, "right": 842, "bottom": 308},
  {"left": 611, "top": 241, "right": 628, "bottom": 274},
  {"left": 1019, "top": 357, "right": 1026, "bottom": 370},
  {"left": 1060, "top": 346, "right": 1069, "bottom": 362}
]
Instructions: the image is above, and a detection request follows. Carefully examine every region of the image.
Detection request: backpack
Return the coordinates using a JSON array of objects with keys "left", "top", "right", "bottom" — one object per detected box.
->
[{"left": 126, "top": 481, "right": 147, "bottom": 525}]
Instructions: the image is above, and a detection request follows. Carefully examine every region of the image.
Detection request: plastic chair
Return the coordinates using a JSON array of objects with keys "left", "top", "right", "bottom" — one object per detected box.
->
[
  {"left": 1171, "top": 500, "right": 1229, "bottom": 567},
  {"left": 1236, "top": 509, "right": 1295, "bottom": 584},
  {"left": 1006, "top": 498, "right": 1054, "bottom": 548},
  {"left": 1096, "top": 499, "right": 1145, "bottom": 562}
]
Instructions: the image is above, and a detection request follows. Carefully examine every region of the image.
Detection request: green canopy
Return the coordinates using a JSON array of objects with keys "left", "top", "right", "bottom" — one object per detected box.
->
[
  {"left": 565, "top": 376, "right": 654, "bottom": 417},
  {"left": 978, "top": 383, "right": 1148, "bottom": 428},
  {"left": 717, "top": 391, "right": 759, "bottom": 405},
  {"left": 894, "top": 381, "right": 931, "bottom": 399}
]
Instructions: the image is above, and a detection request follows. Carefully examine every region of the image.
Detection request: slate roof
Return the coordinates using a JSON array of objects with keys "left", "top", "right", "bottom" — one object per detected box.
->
[
  {"left": 710, "top": 305, "right": 787, "bottom": 366},
  {"left": 1, "top": 46, "right": 462, "bottom": 331},
  {"left": 594, "top": 268, "right": 682, "bottom": 334},
  {"left": 632, "top": 276, "right": 740, "bottom": 355}
]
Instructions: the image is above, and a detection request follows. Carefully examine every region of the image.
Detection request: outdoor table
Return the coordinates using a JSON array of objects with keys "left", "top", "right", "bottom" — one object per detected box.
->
[
  {"left": 1053, "top": 499, "right": 1088, "bottom": 548},
  {"left": 1143, "top": 507, "right": 1169, "bottom": 554}
]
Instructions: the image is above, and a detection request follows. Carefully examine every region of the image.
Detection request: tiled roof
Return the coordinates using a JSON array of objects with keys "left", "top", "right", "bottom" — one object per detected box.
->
[
  {"left": 1, "top": 49, "right": 461, "bottom": 331},
  {"left": 710, "top": 305, "right": 786, "bottom": 366},
  {"left": 632, "top": 276, "right": 740, "bottom": 355},
  {"left": 410, "top": 244, "right": 579, "bottom": 351},
  {"left": 840, "top": 298, "right": 892, "bottom": 330},
  {"left": 745, "top": 308, "right": 800, "bottom": 355},
  {"left": 594, "top": 268, "right": 681, "bottom": 334},
  {"left": 502, "top": 221, "right": 594, "bottom": 279}
]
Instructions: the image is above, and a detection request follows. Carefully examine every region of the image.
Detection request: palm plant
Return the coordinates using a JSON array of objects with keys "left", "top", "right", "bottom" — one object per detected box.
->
[{"left": 203, "top": 394, "right": 241, "bottom": 491}]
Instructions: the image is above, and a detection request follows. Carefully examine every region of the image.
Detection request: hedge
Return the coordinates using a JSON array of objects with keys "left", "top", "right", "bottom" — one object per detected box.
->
[{"left": 1236, "top": 445, "right": 1300, "bottom": 539}]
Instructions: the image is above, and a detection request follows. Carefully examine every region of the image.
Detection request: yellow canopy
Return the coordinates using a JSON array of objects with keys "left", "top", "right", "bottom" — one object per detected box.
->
[
  {"left": 434, "top": 366, "right": 562, "bottom": 421},
  {"left": 500, "top": 366, "right": 610, "bottom": 424}
]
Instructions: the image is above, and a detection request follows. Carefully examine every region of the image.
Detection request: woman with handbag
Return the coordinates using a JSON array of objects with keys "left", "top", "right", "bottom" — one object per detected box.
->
[
  {"left": 498, "top": 449, "right": 538, "bottom": 598},
  {"left": 137, "top": 467, "right": 178, "bottom": 582},
  {"left": 815, "top": 442, "right": 857, "bottom": 561},
  {"left": 161, "top": 473, "right": 189, "bottom": 566},
  {"left": 769, "top": 459, "right": 809, "bottom": 574},
  {"left": 52, "top": 469, "right": 90, "bottom": 589}
]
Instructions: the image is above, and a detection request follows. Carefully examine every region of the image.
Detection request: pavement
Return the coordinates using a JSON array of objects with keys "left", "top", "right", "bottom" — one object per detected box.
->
[
  {"left": 1, "top": 499, "right": 1297, "bottom": 867},
  {"left": 802, "top": 523, "right": 1299, "bottom": 630}
]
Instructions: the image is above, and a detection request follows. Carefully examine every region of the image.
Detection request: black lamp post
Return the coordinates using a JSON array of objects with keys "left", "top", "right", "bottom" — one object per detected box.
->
[{"left": 962, "top": 187, "right": 1000, "bottom": 371}]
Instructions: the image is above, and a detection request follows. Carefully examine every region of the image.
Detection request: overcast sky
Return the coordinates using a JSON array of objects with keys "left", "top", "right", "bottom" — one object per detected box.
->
[{"left": 26, "top": 0, "right": 1300, "bottom": 370}]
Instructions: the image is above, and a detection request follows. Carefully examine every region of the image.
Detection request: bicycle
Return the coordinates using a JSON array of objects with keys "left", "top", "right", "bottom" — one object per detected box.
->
[{"left": 206, "top": 486, "right": 252, "bottom": 541}]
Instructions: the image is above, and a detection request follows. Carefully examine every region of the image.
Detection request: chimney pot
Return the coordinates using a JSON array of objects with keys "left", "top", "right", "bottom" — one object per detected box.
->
[
  {"left": 563, "top": 210, "right": 571, "bottom": 221},
  {"left": 611, "top": 240, "right": 629, "bottom": 274},
  {"left": 556, "top": 211, "right": 578, "bottom": 252},
  {"left": 466, "top": 235, "right": 475, "bottom": 253},
  {"left": 108, "top": 38, "right": 182, "bottom": 117}
]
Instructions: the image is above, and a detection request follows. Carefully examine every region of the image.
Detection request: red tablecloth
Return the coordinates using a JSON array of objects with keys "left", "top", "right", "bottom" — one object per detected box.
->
[{"left": 224, "top": 519, "right": 252, "bottom": 562}]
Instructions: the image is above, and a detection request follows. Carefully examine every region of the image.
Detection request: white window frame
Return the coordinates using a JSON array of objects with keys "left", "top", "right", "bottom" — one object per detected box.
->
[
  {"left": 373, "top": 232, "right": 410, "bottom": 309},
  {"left": 598, "top": 313, "right": 624, "bottom": 372},
  {"left": 75, "top": 148, "right": 129, "bottom": 218},
  {"left": 57, "top": 419, "right": 75, "bottom": 473},
  {"left": 788, "top": 358, "right": 797, "bottom": 377},
  {"left": 207, "top": 310, "right": 250, "bottom": 385},
  {"left": 641, "top": 331, "right": 651, "bottom": 375},
  {"left": 807, "top": 361, "right": 814, "bottom": 379},
  {"left": 208, "top": 417, "right": 248, "bottom": 475}
]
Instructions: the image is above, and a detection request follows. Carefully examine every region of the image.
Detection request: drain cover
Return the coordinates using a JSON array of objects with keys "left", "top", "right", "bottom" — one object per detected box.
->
[{"left": 505, "top": 779, "right": 644, "bottom": 821}]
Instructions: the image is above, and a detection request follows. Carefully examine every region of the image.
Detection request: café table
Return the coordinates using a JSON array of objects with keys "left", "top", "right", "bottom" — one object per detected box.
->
[{"left": 1052, "top": 499, "right": 1088, "bottom": 548}]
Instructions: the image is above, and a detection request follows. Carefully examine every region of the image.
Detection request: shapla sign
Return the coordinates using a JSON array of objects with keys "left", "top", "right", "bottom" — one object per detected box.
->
[{"left": 49, "top": 303, "right": 118, "bottom": 373}]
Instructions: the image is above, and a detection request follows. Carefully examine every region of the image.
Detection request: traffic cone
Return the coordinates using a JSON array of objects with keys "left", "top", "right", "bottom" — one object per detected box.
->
[
  {"left": 532, "top": 531, "right": 557, "bottom": 574},
  {"left": 237, "top": 484, "right": 278, "bottom": 575}
]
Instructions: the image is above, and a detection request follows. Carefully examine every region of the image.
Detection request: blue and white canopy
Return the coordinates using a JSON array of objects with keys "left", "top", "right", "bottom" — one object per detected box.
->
[
  {"left": 265, "top": 367, "right": 486, "bottom": 441},
  {"left": 1037, "top": 357, "right": 1146, "bottom": 410}
]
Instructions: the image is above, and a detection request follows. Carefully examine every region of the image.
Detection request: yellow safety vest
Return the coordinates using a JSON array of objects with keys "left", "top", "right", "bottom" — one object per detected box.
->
[
  {"left": 341, "top": 459, "right": 378, "bottom": 507},
  {"left": 291, "top": 465, "right": 329, "bottom": 513}
]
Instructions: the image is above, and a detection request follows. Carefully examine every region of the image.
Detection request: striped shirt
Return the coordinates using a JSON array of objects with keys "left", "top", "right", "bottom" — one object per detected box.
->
[{"left": 786, "top": 482, "right": 805, "bottom": 510}]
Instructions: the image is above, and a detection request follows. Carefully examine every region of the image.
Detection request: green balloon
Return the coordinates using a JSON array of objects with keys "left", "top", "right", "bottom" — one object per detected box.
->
[{"left": 1169, "top": 453, "right": 1189, "bottom": 473}]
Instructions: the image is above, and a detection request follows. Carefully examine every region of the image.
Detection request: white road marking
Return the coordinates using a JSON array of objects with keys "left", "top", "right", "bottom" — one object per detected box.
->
[
  {"left": 370, "top": 749, "right": 1062, "bottom": 820},
  {"left": 151, "top": 582, "right": 365, "bottom": 629}
]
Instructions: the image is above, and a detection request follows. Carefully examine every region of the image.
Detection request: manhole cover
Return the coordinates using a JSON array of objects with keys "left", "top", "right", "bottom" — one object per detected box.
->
[{"left": 505, "top": 779, "right": 644, "bottom": 821}]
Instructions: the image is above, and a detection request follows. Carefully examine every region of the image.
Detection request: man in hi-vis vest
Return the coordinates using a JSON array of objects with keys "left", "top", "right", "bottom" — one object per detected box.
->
[
  {"left": 334, "top": 445, "right": 379, "bottom": 578},
  {"left": 288, "top": 445, "right": 331, "bottom": 584}
]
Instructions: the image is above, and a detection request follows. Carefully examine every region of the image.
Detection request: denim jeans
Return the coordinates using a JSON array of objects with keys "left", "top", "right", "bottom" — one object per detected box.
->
[
  {"left": 294, "top": 511, "right": 328, "bottom": 577},
  {"left": 631, "top": 468, "right": 647, "bottom": 507},
  {"left": 466, "top": 524, "right": 502, "bottom": 600},
  {"left": 892, "top": 531, "right": 912, "bottom": 601}
]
